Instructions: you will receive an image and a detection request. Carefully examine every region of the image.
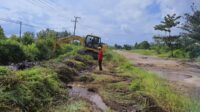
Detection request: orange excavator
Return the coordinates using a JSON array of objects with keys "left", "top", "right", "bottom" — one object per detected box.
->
[{"left": 53, "top": 35, "right": 106, "bottom": 59}]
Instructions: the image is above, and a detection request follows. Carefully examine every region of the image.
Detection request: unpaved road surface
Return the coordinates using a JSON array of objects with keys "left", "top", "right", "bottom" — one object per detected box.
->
[{"left": 116, "top": 50, "right": 200, "bottom": 96}]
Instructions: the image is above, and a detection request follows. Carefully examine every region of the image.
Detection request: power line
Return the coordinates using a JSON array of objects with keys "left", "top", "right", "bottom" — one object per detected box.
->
[
  {"left": 28, "top": 0, "right": 54, "bottom": 10},
  {"left": 28, "top": 0, "right": 63, "bottom": 13},
  {"left": 0, "top": 18, "right": 24, "bottom": 38},
  {"left": 0, "top": 17, "right": 67, "bottom": 30},
  {"left": 26, "top": 0, "right": 71, "bottom": 30},
  {"left": 27, "top": 0, "right": 69, "bottom": 22},
  {"left": 0, "top": 18, "right": 19, "bottom": 24},
  {"left": 38, "top": 0, "right": 57, "bottom": 10},
  {"left": 42, "top": 0, "right": 67, "bottom": 13},
  {"left": 0, "top": 18, "right": 69, "bottom": 37},
  {"left": 71, "top": 16, "right": 81, "bottom": 35}
]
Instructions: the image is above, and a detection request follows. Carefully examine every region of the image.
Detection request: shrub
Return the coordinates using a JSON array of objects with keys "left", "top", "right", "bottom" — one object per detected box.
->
[
  {"left": 135, "top": 41, "right": 150, "bottom": 49},
  {"left": 104, "top": 50, "right": 113, "bottom": 61},
  {"left": 22, "top": 43, "right": 40, "bottom": 61},
  {"left": 21, "top": 32, "right": 34, "bottom": 45},
  {"left": 0, "top": 66, "right": 11, "bottom": 75},
  {"left": 0, "top": 40, "right": 26, "bottom": 65},
  {"left": 174, "top": 49, "right": 188, "bottom": 58},
  {"left": 36, "top": 39, "right": 53, "bottom": 60},
  {"left": 9, "top": 35, "right": 20, "bottom": 42},
  {"left": 186, "top": 44, "right": 200, "bottom": 58},
  {"left": 55, "top": 44, "right": 74, "bottom": 56},
  {"left": 114, "top": 44, "right": 123, "bottom": 49},
  {"left": 0, "top": 67, "right": 66, "bottom": 112},
  {"left": 123, "top": 44, "right": 132, "bottom": 50}
]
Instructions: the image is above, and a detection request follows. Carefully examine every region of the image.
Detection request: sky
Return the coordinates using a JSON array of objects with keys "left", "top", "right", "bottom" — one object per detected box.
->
[{"left": 0, "top": 0, "right": 199, "bottom": 45}]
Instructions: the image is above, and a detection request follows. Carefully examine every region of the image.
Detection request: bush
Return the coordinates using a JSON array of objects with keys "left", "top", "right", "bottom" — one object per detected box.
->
[
  {"left": 174, "top": 49, "right": 188, "bottom": 58},
  {"left": 22, "top": 43, "right": 40, "bottom": 61},
  {"left": 10, "top": 35, "right": 20, "bottom": 42},
  {"left": 114, "top": 44, "right": 123, "bottom": 49},
  {"left": 55, "top": 44, "right": 74, "bottom": 56},
  {"left": 0, "top": 66, "right": 11, "bottom": 75},
  {"left": 21, "top": 32, "right": 34, "bottom": 45},
  {"left": 123, "top": 44, "right": 132, "bottom": 50},
  {"left": 186, "top": 44, "right": 200, "bottom": 58},
  {"left": 135, "top": 41, "right": 150, "bottom": 49},
  {"left": 0, "top": 40, "right": 26, "bottom": 65},
  {"left": 104, "top": 50, "right": 113, "bottom": 61},
  {"left": 36, "top": 39, "right": 53, "bottom": 60},
  {"left": 0, "top": 67, "right": 66, "bottom": 111}
]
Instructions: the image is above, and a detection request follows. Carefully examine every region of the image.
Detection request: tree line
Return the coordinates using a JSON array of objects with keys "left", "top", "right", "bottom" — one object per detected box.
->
[
  {"left": 0, "top": 27, "right": 72, "bottom": 65},
  {"left": 115, "top": 4, "right": 200, "bottom": 59}
]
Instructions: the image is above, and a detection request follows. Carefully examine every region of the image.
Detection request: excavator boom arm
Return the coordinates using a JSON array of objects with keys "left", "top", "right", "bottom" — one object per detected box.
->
[{"left": 53, "top": 35, "right": 85, "bottom": 52}]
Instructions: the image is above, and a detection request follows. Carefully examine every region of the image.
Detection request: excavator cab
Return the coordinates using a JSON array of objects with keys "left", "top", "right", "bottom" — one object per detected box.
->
[
  {"left": 84, "top": 35, "right": 103, "bottom": 59},
  {"left": 85, "top": 35, "right": 101, "bottom": 50}
]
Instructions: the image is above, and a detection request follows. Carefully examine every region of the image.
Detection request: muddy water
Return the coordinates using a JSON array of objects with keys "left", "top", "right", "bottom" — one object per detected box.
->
[{"left": 68, "top": 84, "right": 108, "bottom": 111}]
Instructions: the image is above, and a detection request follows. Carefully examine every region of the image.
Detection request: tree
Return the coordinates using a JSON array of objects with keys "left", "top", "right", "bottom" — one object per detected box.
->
[
  {"left": 134, "top": 42, "right": 138, "bottom": 49},
  {"left": 123, "top": 44, "right": 132, "bottom": 50},
  {"left": 21, "top": 32, "right": 34, "bottom": 45},
  {"left": 154, "top": 14, "right": 181, "bottom": 36},
  {"left": 182, "top": 4, "right": 200, "bottom": 42},
  {"left": 114, "top": 44, "right": 123, "bottom": 49},
  {"left": 56, "top": 30, "right": 71, "bottom": 38},
  {"left": 0, "top": 40, "right": 26, "bottom": 65},
  {"left": 10, "top": 34, "right": 20, "bottom": 42},
  {"left": 0, "top": 26, "right": 5, "bottom": 39},
  {"left": 135, "top": 41, "right": 150, "bottom": 49},
  {"left": 154, "top": 14, "right": 181, "bottom": 57},
  {"left": 37, "top": 28, "right": 56, "bottom": 40},
  {"left": 153, "top": 36, "right": 164, "bottom": 53}
]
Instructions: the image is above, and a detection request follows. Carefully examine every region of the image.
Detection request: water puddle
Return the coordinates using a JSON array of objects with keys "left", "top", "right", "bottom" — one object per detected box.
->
[{"left": 67, "top": 84, "right": 108, "bottom": 111}]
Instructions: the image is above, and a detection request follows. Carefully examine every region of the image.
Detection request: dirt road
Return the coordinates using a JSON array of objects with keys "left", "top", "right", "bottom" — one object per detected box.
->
[{"left": 116, "top": 50, "right": 200, "bottom": 96}]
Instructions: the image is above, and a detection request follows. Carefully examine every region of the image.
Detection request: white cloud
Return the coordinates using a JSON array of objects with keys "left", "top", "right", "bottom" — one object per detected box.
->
[{"left": 0, "top": 0, "right": 198, "bottom": 45}]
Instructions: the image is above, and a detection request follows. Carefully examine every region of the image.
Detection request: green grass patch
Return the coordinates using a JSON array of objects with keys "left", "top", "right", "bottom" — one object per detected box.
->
[
  {"left": 91, "top": 73, "right": 120, "bottom": 83},
  {"left": 131, "top": 49, "right": 191, "bottom": 59},
  {"left": 131, "top": 49, "right": 170, "bottom": 57},
  {"left": 0, "top": 66, "right": 12, "bottom": 75},
  {"left": 109, "top": 50, "right": 200, "bottom": 112},
  {"left": 0, "top": 66, "right": 67, "bottom": 112},
  {"left": 51, "top": 98, "right": 93, "bottom": 112}
]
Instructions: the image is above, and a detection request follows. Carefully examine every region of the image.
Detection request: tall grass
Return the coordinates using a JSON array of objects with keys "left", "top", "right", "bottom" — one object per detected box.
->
[
  {"left": 0, "top": 66, "right": 67, "bottom": 111},
  {"left": 131, "top": 49, "right": 170, "bottom": 57},
  {"left": 105, "top": 49, "right": 200, "bottom": 112},
  {"left": 131, "top": 49, "right": 190, "bottom": 59}
]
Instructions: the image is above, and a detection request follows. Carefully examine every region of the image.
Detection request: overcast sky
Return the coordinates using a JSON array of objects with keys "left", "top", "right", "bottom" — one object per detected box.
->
[{"left": 0, "top": 0, "right": 199, "bottom": 45}]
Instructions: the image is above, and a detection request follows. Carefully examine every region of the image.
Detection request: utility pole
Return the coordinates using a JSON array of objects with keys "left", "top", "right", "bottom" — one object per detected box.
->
[
  {"left": 71, "top": 16, "right": 80, "bottom": 35},
  {"left": 19, "top": 21, "right": 22, "bottom": 38}
]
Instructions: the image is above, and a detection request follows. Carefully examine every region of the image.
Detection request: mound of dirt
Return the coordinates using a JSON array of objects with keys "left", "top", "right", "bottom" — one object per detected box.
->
[
  {"left": 55, "top": 55, "right": 96, "bottom": 83},
  {"left": 56, "top": 63, "right": 79, "bottom": 83}
]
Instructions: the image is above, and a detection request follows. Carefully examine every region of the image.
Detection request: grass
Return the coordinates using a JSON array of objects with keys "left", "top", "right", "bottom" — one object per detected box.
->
[
  {"left": 1, "top": 44, "right": 199, "bottom": 111},
  {"left": 90, "top": 73, "right": 121, "bottom": 83},
  {"left": 0, "top": 66, "right": 67, "bottom": 112},
  {"left": 51, "top": 98, "right": 94, "bottom": 112},
  {"left": 104, "top": 49, "right": 200, "bottom": 112},
  {"left": 0, "top": 44, "right": 97, "bottom": 112},
  {"left": 0, "top": 44, "right": 92, "bottom": 112},
  {"left": 130, "top": 49, "right": 170, "bottom": 57},
  {"left": 130, "top": 49, "right": 193, "bottom": 60}
]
